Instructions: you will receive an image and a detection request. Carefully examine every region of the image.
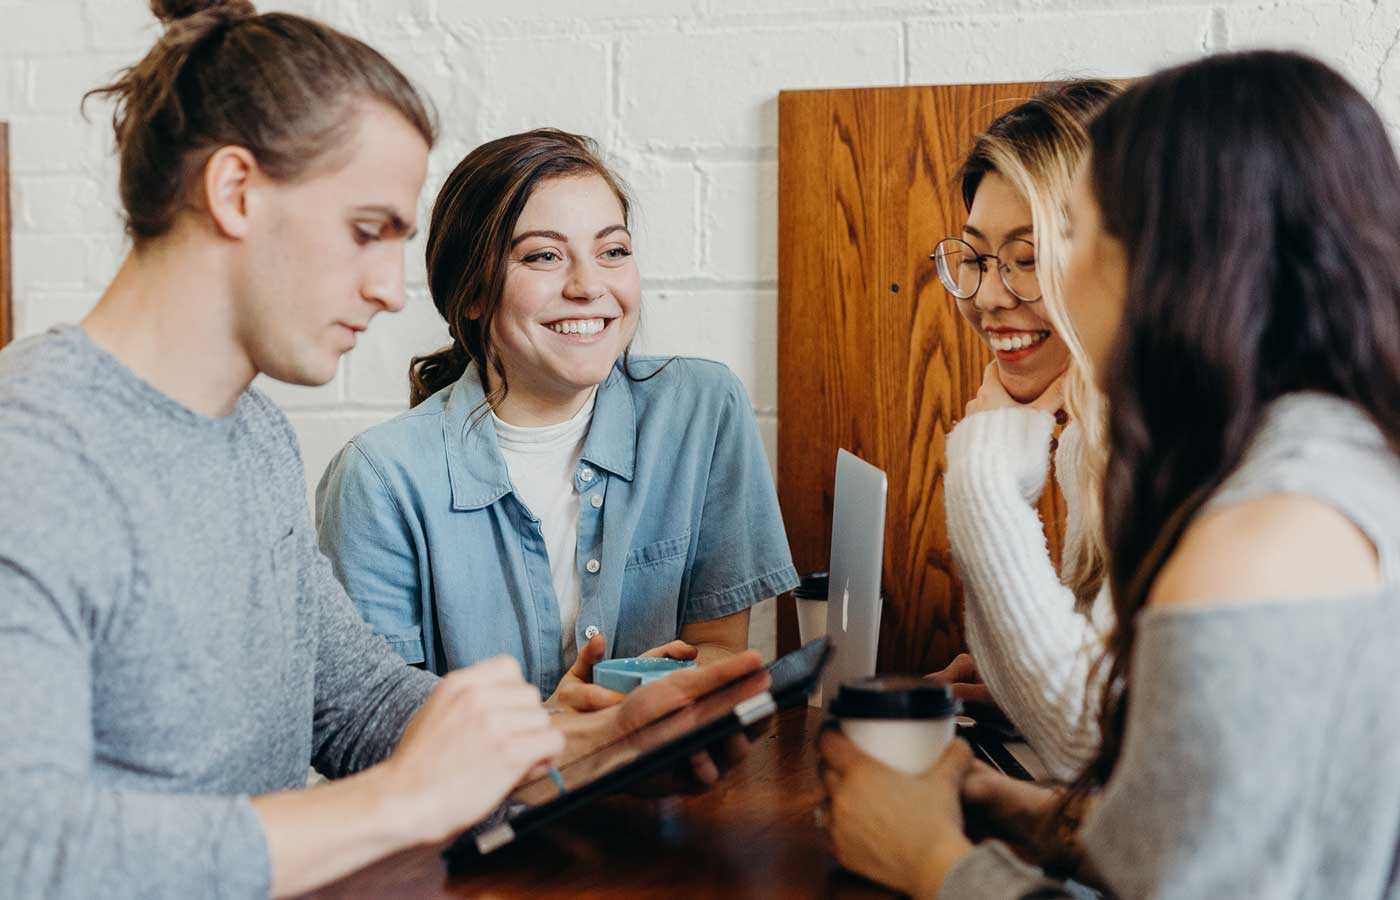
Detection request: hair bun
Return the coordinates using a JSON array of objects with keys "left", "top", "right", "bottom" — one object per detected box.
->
[{"left": 150, "top": 0, "right": 255, "bottom": 25}]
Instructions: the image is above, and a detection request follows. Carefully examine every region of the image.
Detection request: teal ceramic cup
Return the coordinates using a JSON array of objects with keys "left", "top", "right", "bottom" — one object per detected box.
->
[{"left": 593, "top": 657, "right": 696, "bottom": 694}]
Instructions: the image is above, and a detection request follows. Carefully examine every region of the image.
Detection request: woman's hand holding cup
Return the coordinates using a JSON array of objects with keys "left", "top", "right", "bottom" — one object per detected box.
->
[{"left": 819, "top": 729, "right": 977, "bottom": 899}]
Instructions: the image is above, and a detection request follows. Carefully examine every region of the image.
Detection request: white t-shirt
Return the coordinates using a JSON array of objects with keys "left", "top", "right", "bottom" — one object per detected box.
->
[{"left": 491, "top": 391, "right": 596, "bottom": 663}]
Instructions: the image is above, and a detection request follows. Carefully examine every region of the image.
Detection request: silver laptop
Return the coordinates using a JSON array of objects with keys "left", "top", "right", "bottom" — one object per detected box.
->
[{"left": 818, "top": 449, "right": 888, "bottom": 704}]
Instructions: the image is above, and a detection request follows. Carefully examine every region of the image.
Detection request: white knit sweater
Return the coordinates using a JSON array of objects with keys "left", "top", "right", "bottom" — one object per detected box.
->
[{"left": 944, "top": 407, "right": 1113, "bottom": 782}]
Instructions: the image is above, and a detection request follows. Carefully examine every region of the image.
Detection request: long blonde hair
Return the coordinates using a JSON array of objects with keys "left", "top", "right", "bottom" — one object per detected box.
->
[{"left": 957, "top": 81, "right": 1123, "bottom": 609}]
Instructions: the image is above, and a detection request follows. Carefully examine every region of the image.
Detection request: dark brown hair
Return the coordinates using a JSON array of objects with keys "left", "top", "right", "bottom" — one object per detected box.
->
[
  {"left": 412, "top": 128, "right": 646, "bottom": 409},
  {"left": 85, "top": 0, "right": 435, "bottom": 242},
  {"left": 1059, "top": 49, "right": 1400, "bottom": 858}
]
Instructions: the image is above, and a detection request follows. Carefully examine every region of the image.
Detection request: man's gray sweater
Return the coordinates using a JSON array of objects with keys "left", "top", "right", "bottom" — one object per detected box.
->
[{"left": 0, "top": 325, "right": 437, "bottom": 899}]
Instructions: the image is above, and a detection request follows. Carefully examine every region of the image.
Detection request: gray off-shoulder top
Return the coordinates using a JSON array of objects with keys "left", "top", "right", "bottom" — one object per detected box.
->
[{"left": 941, "top": 393, "right": 1400, "bottom": 899}]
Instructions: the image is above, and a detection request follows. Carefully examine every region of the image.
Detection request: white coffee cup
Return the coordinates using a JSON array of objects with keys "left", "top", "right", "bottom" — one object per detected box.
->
[
  {"left": 794, "top": 571, "right": 829, "bottom": 646},
  {"left": 796, "top": 600, "right": 827, "bottom": 646},
  {"left": 793, "top": 572, "right": 830, "bottom": 707},
  {"left": 829, "top": 677, "right": 961, "bottom": 775}
]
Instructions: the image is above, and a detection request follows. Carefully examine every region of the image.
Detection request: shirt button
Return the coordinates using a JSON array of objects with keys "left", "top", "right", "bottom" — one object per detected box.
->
[
  {"left": 585, "top": 558, "right": 601, "bottom": 574},
  {"left": 579, "top": 467, "right": 595, "bottom": 483},
  {"left": 590, "top": 494, "right": 604, "bottom": 509},
  {"left": 584, "top": 625, "right": 601, "bottom": 640}
]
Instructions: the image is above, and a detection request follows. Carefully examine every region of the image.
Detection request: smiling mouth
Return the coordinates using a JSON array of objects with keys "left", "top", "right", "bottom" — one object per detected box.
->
[
  {"left": 543, "top": 317, "right": 615, "bottom": 339},
  {"left": 986, "top": 329, "right": 1050, "bottom": 353}
]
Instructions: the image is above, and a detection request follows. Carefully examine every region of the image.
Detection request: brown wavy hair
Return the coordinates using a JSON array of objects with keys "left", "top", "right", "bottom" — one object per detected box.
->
[
  {"left": 411, "top": 128, "right": 650, "bottom": 409},
  {"left": 85, "top": 0, "right": 435, "bottom": 242},
  {"left": 1053, "top": 50, "right": 1400, "bottom": 869}
]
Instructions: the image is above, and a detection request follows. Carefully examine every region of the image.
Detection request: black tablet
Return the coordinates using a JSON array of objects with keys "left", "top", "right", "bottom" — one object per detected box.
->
[
  {"left": 444, "top": 637, "right": 833, "bottom": 860},
  {"left": 957, "top": 722, "right": 1034, "bottom": 781}
]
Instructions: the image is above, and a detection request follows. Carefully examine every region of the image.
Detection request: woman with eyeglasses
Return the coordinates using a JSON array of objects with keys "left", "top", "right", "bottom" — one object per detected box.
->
[
  {"left": 821, "top": 50, "right": 1400, "bottom": 898},
  {"left": 928, "top": 81, "right": 1121, "bottom": 783}
]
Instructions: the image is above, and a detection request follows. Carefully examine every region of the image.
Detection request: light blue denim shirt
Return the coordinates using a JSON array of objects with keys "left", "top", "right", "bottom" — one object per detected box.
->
[{"left": 314, "top": 356, "right": 798, "bottom": 694}]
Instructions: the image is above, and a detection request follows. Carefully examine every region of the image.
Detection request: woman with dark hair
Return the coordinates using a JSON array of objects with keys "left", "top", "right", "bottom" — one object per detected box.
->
[
  {"left": 316, "top": 129, "right": 797, "bottom": 707},
  {"left": 819, "top": 50, "right": 1400, "bottom": 898}
]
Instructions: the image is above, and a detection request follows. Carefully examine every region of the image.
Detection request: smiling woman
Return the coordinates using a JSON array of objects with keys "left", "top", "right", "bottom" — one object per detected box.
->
[
  {"left": 404, "top": 131, "right": 644, "bottom": 414},
  {"left": 315, "top": 129, "right": 798, "bottom": 708},
  {"left": 482, "top": 174, "right": 642, "bottom": 424},
  {"left": 935, "top": 80, "right": 1123, "bottom": 783},
  {"left": 939, "top": 171, "right": 1068, "bottom": 398}
]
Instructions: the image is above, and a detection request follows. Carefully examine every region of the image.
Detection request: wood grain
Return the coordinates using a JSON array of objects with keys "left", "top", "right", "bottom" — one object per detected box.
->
[
  {"left": 1, "top": 122, "right": 11, "bottom": 350},
  {"left": 305, "top": 707, "right": 894, "bottom": 899},
  {"left": 777, "top": 83, "right": 1065, "bottom": 674}
]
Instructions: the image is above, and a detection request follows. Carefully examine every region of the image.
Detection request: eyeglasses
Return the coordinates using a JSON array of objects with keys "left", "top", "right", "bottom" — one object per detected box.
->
[{"left": 931, "top": 237, "right": 1042, "bottom": 303}]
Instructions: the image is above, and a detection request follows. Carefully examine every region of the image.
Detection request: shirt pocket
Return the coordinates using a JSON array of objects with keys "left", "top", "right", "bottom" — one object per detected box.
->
[{"left": 622, "top": 530, "right": 691, "bottom": 611}]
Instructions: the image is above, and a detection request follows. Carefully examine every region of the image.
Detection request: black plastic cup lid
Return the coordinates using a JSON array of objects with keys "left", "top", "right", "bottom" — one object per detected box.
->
[
  {"left": 794, "top": 571, "right": 829, "bottom": 601},
  {"left": 828, "top": 676, "right": 960, "bottom": 720}
]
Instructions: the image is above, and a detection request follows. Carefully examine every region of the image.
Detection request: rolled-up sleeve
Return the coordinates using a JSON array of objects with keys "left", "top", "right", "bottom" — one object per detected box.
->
[
  {"left": 316, "top": 440, "right": 427, "bottom": 664},
  {"left": 682, "top": 372, "right": 798, "bottom": 623}
]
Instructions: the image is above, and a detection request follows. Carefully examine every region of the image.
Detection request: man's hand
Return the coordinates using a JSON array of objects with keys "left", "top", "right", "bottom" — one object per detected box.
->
[
  {"left": 548, "top": 633, "right": 699, "bottom": 712},
  {"left": 379, "top": 656, "right": 562, "bottom": 845}
]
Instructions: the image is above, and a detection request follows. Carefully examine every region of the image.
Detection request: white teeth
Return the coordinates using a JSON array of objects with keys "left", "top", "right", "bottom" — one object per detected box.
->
[
  {"left": 549, "top": 318, "right": 606, "bottom": 335},
  {"left": 988, "top": 330, "right": 1050, "bottom": 353}
]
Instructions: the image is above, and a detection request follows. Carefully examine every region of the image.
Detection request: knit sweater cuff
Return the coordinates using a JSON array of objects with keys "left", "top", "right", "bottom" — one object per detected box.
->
[{"left": 946, "top": 408, "right": 1056, "bottom": 505}]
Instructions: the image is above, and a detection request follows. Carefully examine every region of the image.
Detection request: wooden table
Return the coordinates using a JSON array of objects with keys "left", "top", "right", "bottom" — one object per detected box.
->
[{"left": 308, "top": 706, "right": 896, "bottom": 899}]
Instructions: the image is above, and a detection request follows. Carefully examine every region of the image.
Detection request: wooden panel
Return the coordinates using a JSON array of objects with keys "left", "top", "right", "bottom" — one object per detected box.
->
[
  {"left": 778, "top": 83, "right": 1062, "bottom": 674},
  {"left": 775, "top": 89, "right": 833, "bottom": 657},
  {"left": 1, "top": 123, "right": 10, "bottom": 350}
]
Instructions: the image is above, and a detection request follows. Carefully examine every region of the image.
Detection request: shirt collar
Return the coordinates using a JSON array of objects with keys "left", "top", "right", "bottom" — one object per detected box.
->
[
  {"left": 444, "top": 362, "right": 637, "bottom": 512},
  {"left": 580, "top": 363, "right": 637, "bottom": 482}
]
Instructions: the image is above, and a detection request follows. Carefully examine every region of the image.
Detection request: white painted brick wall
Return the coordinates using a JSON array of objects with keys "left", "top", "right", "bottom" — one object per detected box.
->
[
  {"left": 907, "top": 8, "right": 1212, "bottom": 83},
  {"left": 3, "top": 0, "right": 1393, "bottom": 660},
  {"left": 703, "top": 160, "right": 777, "bottom": 283},
  {"left": 342, "top": 292, "right": 450, "bottom": 407},
  {"left": 1, "top": 2, "right": 80, "bottom": 51},
  {"left": 621, "top": 24, "right": 903, "bottom": 149},
  {"left": 613, "top": 157, "right": 701, "bottom": 280}
]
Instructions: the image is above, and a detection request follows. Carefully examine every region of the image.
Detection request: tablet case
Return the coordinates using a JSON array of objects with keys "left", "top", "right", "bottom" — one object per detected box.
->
[{"left": 445, "top": 637, "right": 834, "bottom": 861}]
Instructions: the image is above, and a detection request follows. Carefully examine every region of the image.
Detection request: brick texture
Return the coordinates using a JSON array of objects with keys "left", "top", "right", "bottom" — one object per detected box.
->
[{"left": 2, "top": 0, "right": 1390, "bottom": 658}]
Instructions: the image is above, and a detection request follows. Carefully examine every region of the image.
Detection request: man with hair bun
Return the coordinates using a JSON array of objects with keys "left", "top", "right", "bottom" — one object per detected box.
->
[{"left": 0, "top": 3, "right": 763, "bottom": 897}]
